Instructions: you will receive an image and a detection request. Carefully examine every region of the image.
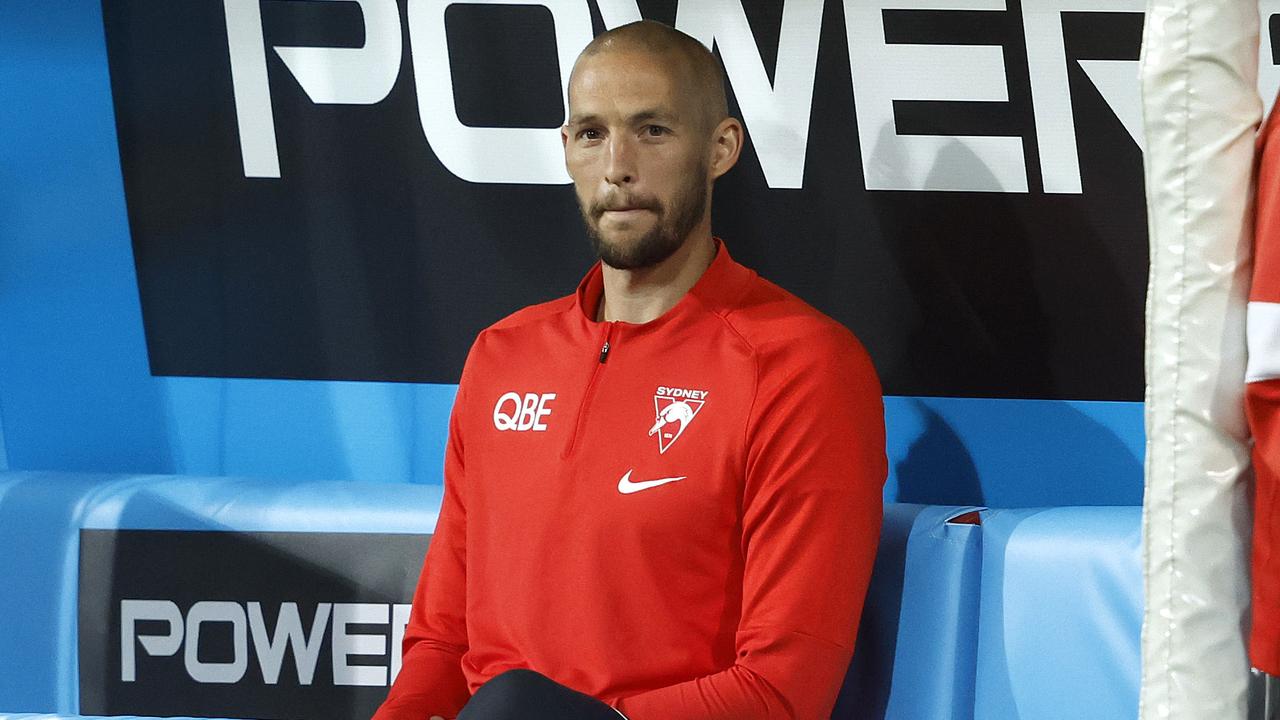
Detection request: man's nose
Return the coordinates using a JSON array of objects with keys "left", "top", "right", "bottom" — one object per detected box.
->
[{"left": 604, "top": 136, "right": 636, "bottom": 186}]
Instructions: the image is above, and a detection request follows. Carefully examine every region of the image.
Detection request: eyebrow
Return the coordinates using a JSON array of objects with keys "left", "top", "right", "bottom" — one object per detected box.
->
[{"left": 565, "top": 109, "right": 680, "bottom": 127}]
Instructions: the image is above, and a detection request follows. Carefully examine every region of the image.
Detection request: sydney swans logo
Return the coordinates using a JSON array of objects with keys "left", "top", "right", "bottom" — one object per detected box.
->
[{"left": 649, "top": 386, "right": 707, "bottom": 454}]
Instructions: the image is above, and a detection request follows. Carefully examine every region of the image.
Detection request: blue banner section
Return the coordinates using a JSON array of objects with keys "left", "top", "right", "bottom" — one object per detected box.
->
[
  {"left": 884, "top": 396, "right": 1144, "bottom": 507},
  {"left": 144, "top": 378, "right": 457, "bottom": 484},
  {"left": 0, "top": 400, "right": 8, "bottom": 472},
  {"left": 0, "top": 363, "right": 1146, "bottom": 504},
  {"left": 0, "top": 0, "right": 169, "bottom": 475}
]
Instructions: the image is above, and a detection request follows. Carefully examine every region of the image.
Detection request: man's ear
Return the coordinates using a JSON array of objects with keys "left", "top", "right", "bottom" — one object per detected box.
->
[
  {"left": 561, "top": 125, "right": 570, "bottom": 149},
  {"left": 709, "top": 117, "right": 744, "bottom": 180}
]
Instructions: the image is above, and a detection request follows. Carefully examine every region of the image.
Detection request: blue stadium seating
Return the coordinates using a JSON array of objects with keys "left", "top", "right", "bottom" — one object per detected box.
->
[{"left": 0, "top": 470, "right": 1142, "bottom": 719}]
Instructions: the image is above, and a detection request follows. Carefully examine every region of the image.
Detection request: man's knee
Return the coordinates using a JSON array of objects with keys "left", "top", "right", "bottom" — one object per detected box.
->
[{"left": 458, "top": 669, "right": 557, "bottom": 718}]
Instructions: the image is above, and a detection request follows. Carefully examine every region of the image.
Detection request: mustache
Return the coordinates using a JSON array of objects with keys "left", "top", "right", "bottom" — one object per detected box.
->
[{"left": 589, "top": 195, "right": 661, "bottom": 217}]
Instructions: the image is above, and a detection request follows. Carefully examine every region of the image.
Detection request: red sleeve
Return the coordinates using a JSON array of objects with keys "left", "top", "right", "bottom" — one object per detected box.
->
[
  {"left": 1250, "top": 378, "right": 1280, "bottom": 672},
  {"left": 1249, "top": 98, "right": 1280, "bottom": 674},
  {"left": 373, "top": 379, "right": 473, "bottom": 720},
  {"left": 615, "top": 330, "right": 887, "bottom": 720}
]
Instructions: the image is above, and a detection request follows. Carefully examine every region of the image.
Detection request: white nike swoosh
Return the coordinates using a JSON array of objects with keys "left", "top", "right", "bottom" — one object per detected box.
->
[{"left": 617, "top": 469, "right": 687, "bottom": 494}]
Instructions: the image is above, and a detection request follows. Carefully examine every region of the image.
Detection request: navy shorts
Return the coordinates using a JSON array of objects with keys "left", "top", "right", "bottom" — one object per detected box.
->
[{"left": 455, "top": 669, "right": 623, "bottom": 720}]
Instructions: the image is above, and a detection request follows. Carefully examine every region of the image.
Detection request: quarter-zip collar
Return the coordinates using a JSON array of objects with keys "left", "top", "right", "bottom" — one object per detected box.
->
[
  {"left": 571, "top": 237, "right": 755, "bottom": 334},
  {"left": 561, "top": 237, "right": 752, "bottom": 460}
]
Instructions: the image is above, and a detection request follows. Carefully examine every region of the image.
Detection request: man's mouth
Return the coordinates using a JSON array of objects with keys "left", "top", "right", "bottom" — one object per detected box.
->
[{"left": 599, "top": 205, "right": 653, "bottom": 217}]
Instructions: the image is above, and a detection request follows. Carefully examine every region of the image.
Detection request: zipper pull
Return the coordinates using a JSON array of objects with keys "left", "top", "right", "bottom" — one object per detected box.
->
[{"left": 599, "top": 340, "right": 611, "bottom": 364}]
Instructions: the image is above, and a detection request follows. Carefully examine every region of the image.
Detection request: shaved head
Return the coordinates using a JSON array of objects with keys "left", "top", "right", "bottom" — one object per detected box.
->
[
  {"left": 561, "top": 19, "right": 743, "bottom": 273},
  {"left": 570, "top": 20, "right": 728, "bottom": 135}
]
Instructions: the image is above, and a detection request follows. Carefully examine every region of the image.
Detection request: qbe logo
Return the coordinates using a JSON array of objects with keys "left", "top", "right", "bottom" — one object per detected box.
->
[{"left": 493, "top": 391, "right": 556, "bottom": 431}]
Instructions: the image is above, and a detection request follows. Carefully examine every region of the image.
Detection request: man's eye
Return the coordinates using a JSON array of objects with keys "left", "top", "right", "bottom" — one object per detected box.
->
[
  {"left": 579, "top": 128, "right": 601, "bottom": 141},
  {"left": 645, "top": 125, "right": 668, "bottom": 137}
]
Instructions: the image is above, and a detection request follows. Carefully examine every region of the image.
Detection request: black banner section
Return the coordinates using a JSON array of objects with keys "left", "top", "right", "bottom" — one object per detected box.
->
[
  {"left": 102, "top": 0, "right": 1151, "bottom": 400},
  {"left": 78, "top": 529, "right": 430, "bottom": 720}
]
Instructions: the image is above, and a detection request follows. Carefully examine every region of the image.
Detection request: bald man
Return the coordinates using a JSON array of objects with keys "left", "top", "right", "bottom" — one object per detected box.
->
[{"left": 373, "top": 20, "right": 886, "bottom": 720}]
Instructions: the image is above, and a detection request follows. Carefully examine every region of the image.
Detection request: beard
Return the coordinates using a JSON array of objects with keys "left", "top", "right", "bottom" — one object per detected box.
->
[{"left": 579, "top": 159, "right": 709, "bottom": 271}]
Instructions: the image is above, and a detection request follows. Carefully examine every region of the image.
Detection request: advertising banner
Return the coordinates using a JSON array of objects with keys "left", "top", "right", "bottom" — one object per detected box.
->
[
  {"left": 78, "top": 529, "right": 429, "bottom": 719},
  {"left": 102, "top": 0, "right": 1154, "bottom": 400}
]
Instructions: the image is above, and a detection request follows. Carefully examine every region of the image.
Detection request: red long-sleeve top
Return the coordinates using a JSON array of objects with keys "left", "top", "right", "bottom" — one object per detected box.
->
[
  {"left": 1250, "top": 102, "right": 1280, "bottom": 674},
  {"left": 373, "top": 240, "right": 887, "bottom": 719}
]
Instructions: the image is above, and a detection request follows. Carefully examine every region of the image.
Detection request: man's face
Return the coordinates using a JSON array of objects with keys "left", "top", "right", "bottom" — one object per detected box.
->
[{"left": 562, "top": 50, "right": 711, "bottom": 270}]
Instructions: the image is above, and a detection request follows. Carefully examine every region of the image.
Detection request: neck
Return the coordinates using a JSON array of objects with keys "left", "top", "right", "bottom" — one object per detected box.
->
[{"left": 597, "top": 225, "right": 716, "bottom": 324}]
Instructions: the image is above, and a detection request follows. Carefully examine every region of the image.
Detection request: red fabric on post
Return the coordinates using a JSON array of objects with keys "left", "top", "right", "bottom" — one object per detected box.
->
[{"left": 1249, "top": 99, "right": 1280, "bottom": 674}]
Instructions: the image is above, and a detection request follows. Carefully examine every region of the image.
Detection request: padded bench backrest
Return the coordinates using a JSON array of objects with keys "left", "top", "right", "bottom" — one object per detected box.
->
[
  {"left": 5, "top": 471, "right": 1088, "bottom": 720},
  {"left": 0, "top": 472, "right": 440, "bottom": 716}
]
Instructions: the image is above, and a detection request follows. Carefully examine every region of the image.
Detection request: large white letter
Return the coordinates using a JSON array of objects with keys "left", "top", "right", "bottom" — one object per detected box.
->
[
  {"left": 224, "top": 0, "right": 402, "bottom": 178},
  {"left": 676, "top": 0, "right": 824, "bottom": 189},
  {"left": 390, "top": 603, "right": 411, "bottom": 683},
  {"left": 1262, "top": 1, "right": 1280, "bottom": 115},
  {"left": 845, "top": 0, "right": 1027, "bottom": 192},
  {"left": 225, "top": 0, "right": 280, "bottom": 178},
  {"left": 408, "top": 0, "right": 593, "bottom": 184},
  {"left": 595, "top": 0, "right": 641, "bottom": 27},
  {"left": 121, "top": 600, "right": 183, "bottom": 682},
  {"left": 248, "top": 602, "right": 331, "bottom": 685},
  {"left": 274, "top": 0, "right": 402, "bottom": 104},
  {"left": 183, "top": 601, "right": 248, "bottom": 683},
  {"left": 332, "top": 603, "right": 388, "bottom": 686},
  {"left": 1022, "top": 0, "right": 1144, "bottom": 194}
]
